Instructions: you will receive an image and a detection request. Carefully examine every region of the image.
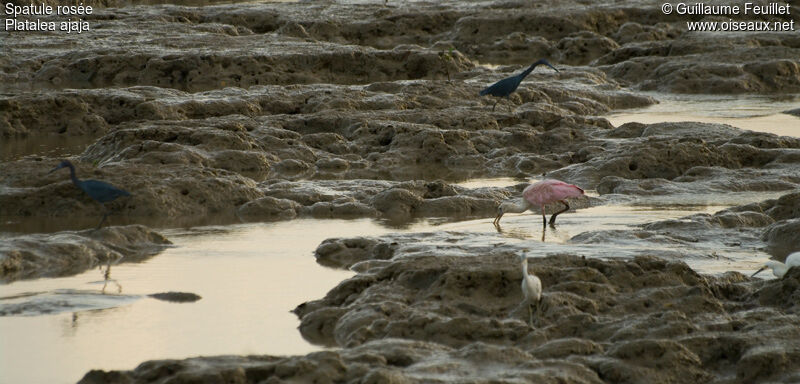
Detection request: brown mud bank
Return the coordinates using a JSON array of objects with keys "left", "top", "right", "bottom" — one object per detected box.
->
[
  {"left": 2, "top": 117, "right": 796, "bottom": 227},
  {"left": 2, "top": 1, "right": 799, "bottom": 94}
]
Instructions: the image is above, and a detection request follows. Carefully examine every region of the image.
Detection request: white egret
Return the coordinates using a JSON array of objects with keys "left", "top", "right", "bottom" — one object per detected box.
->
[
  {"left": 519, "top": 253, "right": 542, "bottom": 327},
  {"left": 752, "top": 252, "right": 800, "bottom": 278}
]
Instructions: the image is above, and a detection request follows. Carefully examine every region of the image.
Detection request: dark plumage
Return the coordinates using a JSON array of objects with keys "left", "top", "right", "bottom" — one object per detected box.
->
[
  {"left": 479, "top": 58, "right": 559, "bottom": 111},
  {"left": 49, "top": 160, "right": 131, "bottom": 229}
]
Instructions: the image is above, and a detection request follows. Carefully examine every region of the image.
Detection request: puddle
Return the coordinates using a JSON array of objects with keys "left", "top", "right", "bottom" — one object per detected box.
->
[
  {"left": 452, "top": 177, "right": 522, "bottom": 189},
  {"left": 0, "top": 135, "right": 98, "bottom": 162},
  {"left": 607, "top": 93, "right": 800, "bottom": 137},
  {"left": 0, "top": 219, "right": 361, "bottom": 384}
]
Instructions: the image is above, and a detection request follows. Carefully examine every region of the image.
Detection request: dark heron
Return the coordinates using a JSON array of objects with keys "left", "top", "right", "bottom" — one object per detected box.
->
[
  {"left": 479, "top": 58, "right": 559, "bottom": 111},
  {"left": 49, "top": 160, "right": 131, "bottom": 229}
]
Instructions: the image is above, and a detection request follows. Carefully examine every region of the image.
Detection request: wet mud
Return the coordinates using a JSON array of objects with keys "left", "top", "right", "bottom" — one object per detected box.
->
[
  {"left": 0, "top": 225, "right": 171, "bottom": 282},
  {"left": 2, "top": 0, "right": 800, "bottom": 382}
]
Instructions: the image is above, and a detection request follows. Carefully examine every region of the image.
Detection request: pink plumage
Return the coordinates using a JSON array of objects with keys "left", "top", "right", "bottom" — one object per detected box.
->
[
  {"left": 493, "top": 178, "right": 584, "bottom": 227},
  {"left": 522, "top": 179, "right": 584, "bottom": 207}
]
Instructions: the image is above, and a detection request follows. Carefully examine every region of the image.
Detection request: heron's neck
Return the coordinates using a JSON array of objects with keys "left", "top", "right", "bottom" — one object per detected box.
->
[
  {"left": 66, "top": 163, "right": 80, "bottom": 186},
  {"left": 507, "top": 199, "right": 531, "bottom": 214},
  {"left": 519, "top": 61, "right": 543, "bottom": 80}
]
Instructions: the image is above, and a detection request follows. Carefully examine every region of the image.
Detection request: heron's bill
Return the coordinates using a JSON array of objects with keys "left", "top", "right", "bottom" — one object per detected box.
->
[
  {"left": 493, "top": 213, "right": 503, "bottom": 226},
  {"left": 751, "top": 266, "right": 768, "bottom": 278}
]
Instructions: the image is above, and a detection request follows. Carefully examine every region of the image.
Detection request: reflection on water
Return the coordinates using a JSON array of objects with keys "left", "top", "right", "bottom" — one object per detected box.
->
[
  {"left": 452, "top": 177, "right": 521, "bottom": 189},
  {"left": 0, "top": 219, "right": 362, "bottom": 384},
  {"left": 0, "top": 135, "right": 98, "bottom": 162},
  {"left": 607, "top": 93, "right": 800, "bottom": 137}
]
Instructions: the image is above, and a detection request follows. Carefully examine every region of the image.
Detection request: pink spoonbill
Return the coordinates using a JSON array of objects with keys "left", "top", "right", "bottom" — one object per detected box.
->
[{"left": 494, "top": 179, "right": 584, "bottom": 228}]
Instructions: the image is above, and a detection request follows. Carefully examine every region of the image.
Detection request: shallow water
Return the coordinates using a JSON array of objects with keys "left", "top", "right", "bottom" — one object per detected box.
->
[
  {"left": 607, "top": 93, "right": 800, "bottom": 137},
  {"left": 0, "top": 220, "right": 360, "bottom": 384},
  {"left": 0, "top": 196, "right": 775, "bottom": 383},
  {"left": 0, "top": 135, "right": 98, "bottom": 162}
]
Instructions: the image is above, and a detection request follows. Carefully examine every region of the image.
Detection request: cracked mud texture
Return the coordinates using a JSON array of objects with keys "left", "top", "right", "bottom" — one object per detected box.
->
[{"left": 0, "top": 225, "right": 171, "bottom": 282}]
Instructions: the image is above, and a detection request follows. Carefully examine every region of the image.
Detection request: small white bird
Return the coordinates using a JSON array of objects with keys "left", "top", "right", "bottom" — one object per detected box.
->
[
  {"left": 519, "top": 253, "right": 542, "bottom": 327},
  {"left": 752, "top": 252, "right": 800, "bottom": 278}
]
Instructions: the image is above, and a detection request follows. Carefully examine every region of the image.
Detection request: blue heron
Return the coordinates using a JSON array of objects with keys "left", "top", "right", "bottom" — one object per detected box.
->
[
  {"left": 479, "top": 58, "right": 559, "bottom": 111},
  {"left": 49, "top": 160, "right": 131, "bottom": 229}
]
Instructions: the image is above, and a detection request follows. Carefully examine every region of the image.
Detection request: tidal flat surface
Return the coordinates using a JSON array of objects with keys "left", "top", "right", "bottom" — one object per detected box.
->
[{"left": 2, "top": 0, "right": 800, "bottom": 382}]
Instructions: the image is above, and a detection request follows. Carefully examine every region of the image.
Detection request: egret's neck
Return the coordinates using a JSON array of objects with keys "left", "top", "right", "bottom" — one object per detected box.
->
[
  {"left": 521, "top": 258, "right": 528, "bottom": 273},
  {"left": 506, "top": 199, "right": 531, "bottom": 214},
  {"left": 66, "top": 163, "right": 80, "bottom": 186},
  {"left": 775, "top": 263, "right": 789, "bottom": 278}
]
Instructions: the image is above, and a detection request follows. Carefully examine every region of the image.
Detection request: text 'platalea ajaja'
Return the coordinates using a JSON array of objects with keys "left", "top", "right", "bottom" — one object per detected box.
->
[{"left": 494, "top": 179, "right": 584, "bottom": 227}]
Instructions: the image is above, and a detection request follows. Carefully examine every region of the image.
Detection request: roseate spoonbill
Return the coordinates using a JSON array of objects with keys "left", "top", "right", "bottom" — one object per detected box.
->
[
  {"left": 752, "top": 252, "right": 800, "bottom": 278},
  {"left": 49, "top": 160, "right": 131, "bottom": 229},
  {"left": 494, "top": 179, "right": 584, "bottom": 228},
  {"left": 479, "top": 58, "right": 559, "bottom": 111},
  {"left": 519, "top": 253, "right": 542, "bottom": 328}
]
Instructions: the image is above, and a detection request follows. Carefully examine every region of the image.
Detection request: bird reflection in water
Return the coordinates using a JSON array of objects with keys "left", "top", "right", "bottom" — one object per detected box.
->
[
  {"left": 494, "top": 222, "right": 546, "bottom": 242},
  {"left": 100, "top": 260, "right": 122, "bottom": 294}
]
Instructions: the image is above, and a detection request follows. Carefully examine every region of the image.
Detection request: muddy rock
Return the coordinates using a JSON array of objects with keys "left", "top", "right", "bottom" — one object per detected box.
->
[
  {"left": 0, "top": 159, "right": 263, "bottom": 224},
  {"left": 4, "top": 1, "right": 800, "bottom": 96},
  {"left": 315, "top": 237, "right": 396, "bottom": 269},
  {"left": 759, "top": 191, "right": 800, "bottom": 222},
  {"left": 0, "top": 225, "right": 170, "bottom": 282},
  {"left": 762, "top": 219, "right": 800, "bottom": 258},
  {"left": 236, "top": 196, "right": 300, "bottom": 222},
  {"left": 255, "top": 179, "right": 512, "bottom": 223},
  {"left": 556, "top": 31, "right": 620, "bottom": 66},
  {"left": 148, "top": 292, "right": 202, "bottom": 303},
  {"left": 567, "top": 122, "right": 800, "bottom": 192},
  {"left": 572, "top": 194, "right": 800, "bottom": 261},
  {"left": 2, "top": 77, "right": 653, "bottom": 185},
  {"left": 290, "top": 231, "right": 800, "bottom": 383},
  {"left": 79, "top": 338, "right": 607, "bottom": 384}
]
